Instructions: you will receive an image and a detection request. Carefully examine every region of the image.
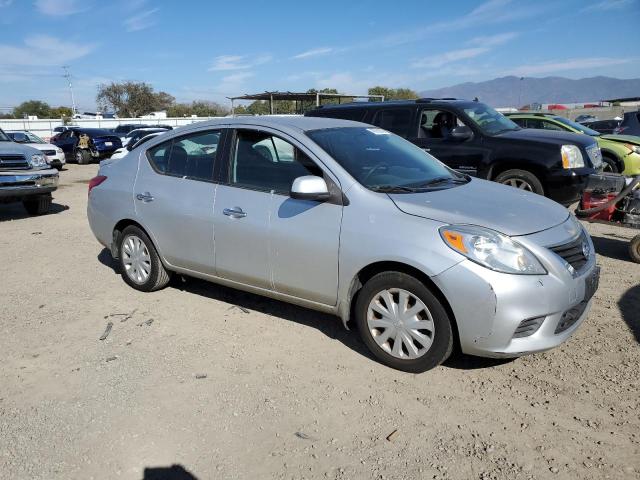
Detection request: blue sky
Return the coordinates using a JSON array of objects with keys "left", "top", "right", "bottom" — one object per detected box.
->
[{"left": 0, "top": 0, "right": 639, "bottom": 112}]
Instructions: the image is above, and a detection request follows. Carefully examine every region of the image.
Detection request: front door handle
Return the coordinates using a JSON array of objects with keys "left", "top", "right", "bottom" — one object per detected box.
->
[
  {"left": 223, "top": 207, "right": 247, "bottom": 218},
  {"left": 423, "top": 147, "right": 431, "bottom": 152},
  {"left": 136, "top": 192, "right": 154, "bottom": 202}
]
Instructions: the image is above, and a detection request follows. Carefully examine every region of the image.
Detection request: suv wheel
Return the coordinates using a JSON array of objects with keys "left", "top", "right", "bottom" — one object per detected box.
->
[
  {"left": 22, "top": 194, "right": 52, "bottom": 215},
  {"left": 495, "top": 169, "right": 544, "bottom": 195},
  {"left": 629, "top": 235, "right": 640, "bottom": 264},
  {"left": 75, "top": 149, "right": 91, "bottom": 165},
  {"left": 118, "top": 226, "right": 171, "bottom": 292},
  {"left": 354, "top": 272, "right": 453, "bottom": 373}
]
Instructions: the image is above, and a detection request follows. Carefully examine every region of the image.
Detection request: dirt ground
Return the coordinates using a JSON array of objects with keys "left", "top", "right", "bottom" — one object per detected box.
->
[{"left": 1, "top": 164, "right": 638, "bottom": 480}]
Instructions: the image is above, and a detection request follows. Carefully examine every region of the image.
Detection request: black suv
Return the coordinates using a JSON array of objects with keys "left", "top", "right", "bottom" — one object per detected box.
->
[{"left": 306, "top": 99, "right": 602, "bottom": 205}]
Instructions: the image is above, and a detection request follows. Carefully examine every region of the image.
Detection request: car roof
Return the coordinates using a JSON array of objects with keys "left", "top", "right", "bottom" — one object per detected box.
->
[
  {"left": 309, "top": 98, "right": 479, "bottom": 111},
  {"left": 186, "top": 115, "right": 369, "bottom": 132}
]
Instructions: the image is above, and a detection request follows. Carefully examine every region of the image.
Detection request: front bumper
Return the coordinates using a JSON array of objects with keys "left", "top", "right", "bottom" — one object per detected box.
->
[
  {"left": 0, "top": 169, "right": 59, "bottom": 199},
  {"left": 545, "top": 168, "right": 594, "bottom": 205},
  {"left": 432, "top": 219, "right": 598, "bottom": 358},
  {"left": 46, "top": 152, "right": 66, "bottom": 168}
]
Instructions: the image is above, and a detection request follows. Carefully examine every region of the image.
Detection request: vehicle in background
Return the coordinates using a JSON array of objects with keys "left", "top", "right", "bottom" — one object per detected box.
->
[
  {"left": 122, "top": 127, "right": 171, "bottom": 147},
  {"left": 110, "top": 132, "right": 164, "bottom": 160},
  {"left": 51, "top": 127, "right": 122, "bottom": 164},
  {"left": 0, "top": 127, "right": 59, "bottom": 215},
  {"left": 112, "top": 124, "right": 172, "bottom": 142},
  {"left": 575, "top": 114, "right": 598, "bottom": 123},
  {"left": 506, "top": 113, "right": 639, "bottom": 175},
  {"left": 307, "top": 99, "right": 602, "bottom": 205},
  {"left": 583, "top": 119, "right": 620, "bottom": 135},
  {"left": 6, "top": 131, "right": 66, "bottom": 170},
  {"left": 614, "top": 111, "right": 640, "bottom": 136},
  {"left": 50, "top": 125, "right": 78, "bottom": 142},
  {"left": 87, "top": 116, "right": 599, "bottom": 372}
]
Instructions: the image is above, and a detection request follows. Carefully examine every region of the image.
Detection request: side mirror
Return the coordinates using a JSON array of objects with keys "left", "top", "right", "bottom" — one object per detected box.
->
[
  {"left": 451, "top": 125, "right": 473, "bottom": 141},
  {"left": 13, "top": 133, "right": 28, "bottom": 143},
  {"left": 290, "top": 175, "right": 331, "bottom": 201}
]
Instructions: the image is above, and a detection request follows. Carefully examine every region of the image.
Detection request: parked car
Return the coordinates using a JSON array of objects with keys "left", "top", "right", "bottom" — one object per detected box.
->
[
  {"left": 6, "top": 130, "right": 66, "bottom": 170},
  {"left": 112, "top": 124, "right": 172, "bottom": 142},
  {"left": 122, "top": 127, "right": 171, "bottom": 147},
  {"left": 506, "top": 113, "right": 640, "bottom": 175},
  {"left": 87, "top": 116, "right": 599, "bottom": 372},
  {"left": 306, "top": 99, "right": 602, "bottom": 205},
  {"left": 583, "top": 119, "right": 620, "bottom": 135},
  {"left": 0, "top": 128, "right": 59, "bottom": 214},
  {"left": 614, "top": 111, "right": 640, "bottom": 136},
  {"left": 50, "top": 125, "right": 77, "bottom": 141},
  {"left": 51, "top": 127, "right": 122, "bottom": 164},
  {"left": 575, "top": 114, "right": 598, "bottom": 123},
  {"left": 110, "top": 132, "right": 165, "bottom": 160}
]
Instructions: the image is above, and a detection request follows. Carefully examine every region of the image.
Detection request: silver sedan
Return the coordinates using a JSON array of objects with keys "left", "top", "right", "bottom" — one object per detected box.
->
[{"left": 87, "top": 116, "right": 599, "bottom": 372}]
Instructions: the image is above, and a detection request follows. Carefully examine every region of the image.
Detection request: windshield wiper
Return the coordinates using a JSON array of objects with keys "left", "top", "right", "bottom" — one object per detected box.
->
[
  {"left": 370, "top": 185, "right": 419, "bottom": 193},
  {"left": 416, "top": 176, "right": 469, "bottom": 188}
]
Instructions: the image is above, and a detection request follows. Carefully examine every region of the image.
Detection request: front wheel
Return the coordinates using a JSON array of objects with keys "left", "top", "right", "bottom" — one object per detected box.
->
[
  {"left": 22, "top": 194, "right": 52, "bottom": 215},
  {"left": 629, "top": 235, "right": 640, "bottom": 263},
  {"left": 354, "top": 272, "right": 453, "bottom": 373},
  {"left": 75, "top": 149, "right": 91, "bottom": 165},
  {"left": 494, "top": 169, "right": 544, "bottom": 195},
  {"left": 118, "top": 226, "right": 171, "bottom": 292}
]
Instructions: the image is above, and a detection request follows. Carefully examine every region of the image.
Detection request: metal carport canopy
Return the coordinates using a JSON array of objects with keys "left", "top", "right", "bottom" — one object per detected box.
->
[{"left": 228, "top": 91, "right": 384, "bottom": 114}]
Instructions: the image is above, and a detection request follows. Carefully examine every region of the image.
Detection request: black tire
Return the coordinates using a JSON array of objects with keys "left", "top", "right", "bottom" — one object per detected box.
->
[
  {"left": 601, "top": 155, "right": 619, "bottom": 174},
  {"left": 118, "top": 225, "right": 171, "bottom": 292},
  {"left": 354, "top": 272, "right": 453, "bottom": 373},
  {"left": 22, "top": 194, "right": 52, "bottom": 215},
  {"left": 629, "top": 235, "right": 640, "bottom": 264},
  {"left": 75, "top": 149, "right": 91, "bottom": 165},
  {"left": 494, "top": 169, "right": 544, "bottom": 195}
]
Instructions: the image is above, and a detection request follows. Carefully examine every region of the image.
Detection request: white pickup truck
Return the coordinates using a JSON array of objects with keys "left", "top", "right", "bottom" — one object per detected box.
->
[{"left": 0, "top": 128, "right": 59, "bottom": 215}]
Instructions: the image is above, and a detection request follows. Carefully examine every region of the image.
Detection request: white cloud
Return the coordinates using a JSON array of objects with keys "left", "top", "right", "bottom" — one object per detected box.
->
[
  {"left": 504, "top": 57, "right": 631, "bottom": 76},
  {"left": 208, "top": 54, "right": 271, "bottom": 72},
  {"left": 583, "top": 0, "right": 635, "bottom": 11},
  {"left": 35, "top": 0, "right": 87, "bottom": 16},
  {"left": 468, "top": 32, "right": 518, "bottom": 47},
  {"left": 0, "top": 35, "right": 95, "bottom": 66},
  {"left": 292, "top": 47, "right": 333, "bottom": 60},
  {"left": 412, "top": 47, "right": 490, "bottom": 69},
  {"left": 124, "top": 8, "right": 159, "bottom": 32},
  {"left": 0, "top": 0, "right": 14, "bottom": 7}
]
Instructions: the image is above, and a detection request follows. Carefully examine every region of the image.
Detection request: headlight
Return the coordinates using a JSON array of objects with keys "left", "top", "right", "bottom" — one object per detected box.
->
[
  {"left": 56, "top": 148, "right": 64, "bottom": 154},
  {"left": 439, "top": 225, "right": 547, "bottom": 275},
  {"left": 30, "top": 153, "right": 48, "bottom": 168},
  {"left": 625, "top": 144, "right": 640, "bottom": 155},
  {"left": 561, "top": 145, "right": 585, "bottom": 168}
]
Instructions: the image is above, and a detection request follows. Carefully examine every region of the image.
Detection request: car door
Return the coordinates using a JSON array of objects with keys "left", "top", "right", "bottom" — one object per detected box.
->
[
  {"left": 411, "top": 108, "right": 485, "bottom": 176},
  {"left": 214, "top": 127, "right": 342, "bottom": 305},
  {"left": 55, "top": 130, "right": 77, "bottom": 157},
  {"left": 133, "top": 129, "right": 221, "bottom": 274}
]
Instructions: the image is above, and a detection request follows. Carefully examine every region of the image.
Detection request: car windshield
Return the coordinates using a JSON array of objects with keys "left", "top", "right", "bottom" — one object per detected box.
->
[
  {"left": 553, "top": 117, "right": 601, "bottom": 136},
  {"left": 24, "top": 132, "right": 45, "bottom": 143},
  {"left": 463, "top": 104, "right": 520, "bottom": 135},
  {"left": 307, "top": 127, "right": 468, "bottom": 191},
  {"left": 0, "top": 129, "right": 10, "bottom": 141}
]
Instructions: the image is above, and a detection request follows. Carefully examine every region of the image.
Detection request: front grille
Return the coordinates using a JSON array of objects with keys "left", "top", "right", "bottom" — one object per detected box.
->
[
  {"left": 555, "top": 301, "right": 588, "bottom": 334},
  {"left": 513, "top": 316, "right": 545, "bottom": 338},
  {"left": 0, "top": 154, "right": 29, "bottom": 170},
  {"left": 549, "top": 234, "right": 588, "bottom": 272},
  {"left": 586, "top": 145, "right": 603, "bottom": 170},
  {"left": 42, "top": 150, "right": 57, "bottom": 156}
]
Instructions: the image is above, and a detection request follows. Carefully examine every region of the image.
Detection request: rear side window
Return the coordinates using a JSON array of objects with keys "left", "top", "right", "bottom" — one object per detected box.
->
[
  {"left": 371, "top": 108, "right": 413, "bottom": 137},
  {"left": 147, "top": 130, "right": 221, "bottom": 182}
]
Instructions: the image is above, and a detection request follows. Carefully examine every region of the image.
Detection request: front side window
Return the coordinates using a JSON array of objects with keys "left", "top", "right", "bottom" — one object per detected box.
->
[
  {"left": 147, "top": 130, "right": 220, "bottom": 181},
  {"left": 463, "top": 103, "right": 520, "bottom": 135},
  {"left": 230, "top": 130, "right": 322, "bottom": 193},
  {"left": 541, "top": 120, "right": 565, "bottom": 131},
  {"left": 418, "top": 109, "right": 466, "bottom": 139},
  {"left": 307, "top": 127, "right": 465, "bottom": 191},
  {"left": 371, "top": 108, "right": 413, "bottom": 137}
]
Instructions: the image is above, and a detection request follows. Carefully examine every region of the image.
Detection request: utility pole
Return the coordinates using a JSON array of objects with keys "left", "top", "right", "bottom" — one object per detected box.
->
[{"left": 62, "top": 66, "right": 77, "bottom": 116}]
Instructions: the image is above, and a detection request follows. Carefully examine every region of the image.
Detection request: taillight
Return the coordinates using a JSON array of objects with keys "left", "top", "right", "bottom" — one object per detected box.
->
[
  {"left": 88, "top": 175, "right": 107, "bottom": 196},
  {"left": 614, "top": 126, "right": 627, "bottom": 134}
]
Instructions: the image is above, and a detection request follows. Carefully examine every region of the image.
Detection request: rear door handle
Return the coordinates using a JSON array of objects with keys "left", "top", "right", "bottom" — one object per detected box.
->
[
  {"left": 223, "top": 207, "right": 247, "bottom": 218},
  {"left": 136, "top": 192, "right": 154, "bottom": 202}
]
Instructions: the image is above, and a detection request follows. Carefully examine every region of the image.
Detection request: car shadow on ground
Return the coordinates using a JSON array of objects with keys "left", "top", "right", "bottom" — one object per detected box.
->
[
  {"left": 142, "top": 464, "right": 198, "bottom": 480},
  {"left": 0, "top": 202, "right": 69, "bottom": 222},
  {"left": 591, "top": 234, "right": 632, "bottom": 262},
  {"left": 98, "top": 248, "right": 517, "bottom": 371},
  {"left": 618, "top": 284, "right": 640, "bottom": 344}
]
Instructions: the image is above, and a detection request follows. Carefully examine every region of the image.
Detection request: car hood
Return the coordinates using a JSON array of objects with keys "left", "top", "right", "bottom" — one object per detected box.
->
[
  {"left": 601, "top": 134, "right": 640, "bottom": 146},
  {"left": 497, "top": 128, "right": 596, "bottom": 148},
  {"left": 388, "top": 178, "right": 569, "bottom": 237},
  {"left": 26, "top": 142, "right": 58, "bottom": 151},
  {"left": 0, "top": 142, "right": 43, "bottom": 156}
]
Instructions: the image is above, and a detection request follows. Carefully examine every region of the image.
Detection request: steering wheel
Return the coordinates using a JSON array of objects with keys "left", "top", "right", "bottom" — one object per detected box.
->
[{"left": 362, "top": 163, "right": 388, "bottom": 183}]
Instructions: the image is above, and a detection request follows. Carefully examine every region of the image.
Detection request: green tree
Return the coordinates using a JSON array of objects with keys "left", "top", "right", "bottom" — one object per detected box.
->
[
  {"left": 368, "top": 86, "right": 419, "bottom": 101},
  {"left": 96, "top": 81, "right": 175, "bottom": 117},
  {"left": 50, "top": 106, "right": 73, "bottom": 118},
  {"left": 13, "top": 100, "right": 52, "bottom": 118}
]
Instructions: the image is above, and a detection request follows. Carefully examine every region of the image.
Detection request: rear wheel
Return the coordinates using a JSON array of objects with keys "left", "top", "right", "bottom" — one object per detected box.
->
[
  {"left": 354, "top": 272, "right": 453, "bottom": 373},
  {"left": 629, "top": 235, "right": 640, "bottom": 264},
  {"left": 75, "top": 149, "right": 91, "bottom": 165},
  {"left": 494, "top": 169, "right": 544, "bottom": 195},
  {"left": 118, "top": 225, "right": 171, "bottom": 291},
  {"left": 22, "top": 194, "right": 52, "bottom": 215}
]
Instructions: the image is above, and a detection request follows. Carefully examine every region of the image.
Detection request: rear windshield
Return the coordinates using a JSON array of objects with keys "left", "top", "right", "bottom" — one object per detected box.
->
[
  {"left": 76, "top": 129, "right": 113, "bottom": 136},
  {"left": 554, "top": 117, "right": 600, "bottom": 136},
  {"left": 307, "top": 127, "right": 463, "bottom": 190}
]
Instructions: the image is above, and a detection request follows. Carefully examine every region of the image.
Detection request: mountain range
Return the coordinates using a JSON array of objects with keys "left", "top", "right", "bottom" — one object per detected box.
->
[{"left": 419, "top": 76, "right": 640, "bottom": 107}]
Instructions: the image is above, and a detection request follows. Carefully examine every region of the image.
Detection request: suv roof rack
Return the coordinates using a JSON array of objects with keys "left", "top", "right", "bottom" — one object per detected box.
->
[{"left": 416, "top": 97, "right": 459, "bottom": 103}]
